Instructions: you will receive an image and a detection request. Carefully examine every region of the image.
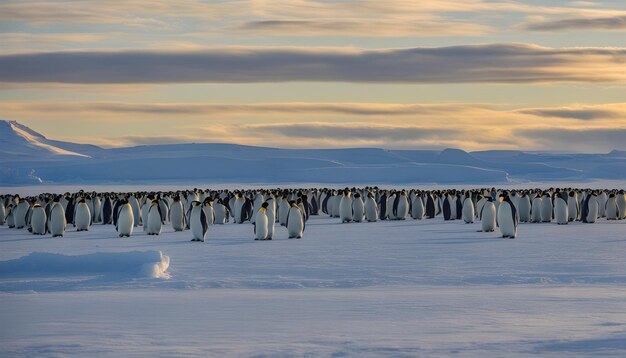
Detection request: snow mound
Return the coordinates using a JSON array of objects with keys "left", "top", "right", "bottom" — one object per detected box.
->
[{"left": 0, "top": 251, "right": 170, "bottom": 279}]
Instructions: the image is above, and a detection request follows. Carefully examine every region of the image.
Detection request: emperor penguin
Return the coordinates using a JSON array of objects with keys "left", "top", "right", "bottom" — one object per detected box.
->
[
  {"left": 278, "top": 195, "right": 290, "bottom": 226},
  {"left": 497, "top": 194, "right": 518, "bottom": 238},
  {"left": 92, "top": 195, "right": 102, "bottom": 223},
  {"left": 462, "top": 197, "right": 475, "bottom": 224},
  {"left": 0, "top": 201, "right": 5, "bottom": 225},
  {"left": 190, "top": 201, "right": 208, "bottom": 242},
  {"left": 617, "top": 190, "right": 626, "bottom": 219},
  {"left": 116, "top": 198, "right": 134, "bottom": 237},
  {"left": 6, "top": 204, "right": 14, "bottom": 228},
  {"left": 14, "top": 199, "right": 29, "bottom": 229},
  {"left": 517, "top": 193, "right": 531, "bottom": 223},
  {"left": 531, "top": 193, "right": 543, "bottom": 223},
  {"left": 567, "top": 191, "right": 579, "bottom": 222},
  {"left": 146, "top": 200, "right": 163, "bottom": 235},
  {"left": 411, "top": 193, "right": 424, "bottom": 220},
  {"left": 101, "top": 196, "right": 113, "bottom": 224},
  {"left": 393, "top": 190, "right": 409, "bottom": 220},
  {"left": 202, "top": 198, "right": 215, "bottom": 226},
  {"left": 386, "top": 192, "right": 397, "bottom": 220},
  {"left": 540, "top": 192, "right": 553, "bottom": 223},
  {"left": 581, "top": 192, "right": 599, "bottom": 224},
  {"left": 554, "top": 192, "right": 569, "bottom": 225},
  {"left": 251, "top": 191, "right": 264, "bottom": 224},
  {"left": 286, "top": 201, "right": 305, "bottom": 239},
  {"left": 74, "top": 198, "right": 91, "bottom": 231},
  {"left": 265, "top": 198, "right": 276, "bottom": 239},
  {"left": 339, "top": 189, "right": 353, "bottom": 223},
  {"left": 605, "top": 193, "right": 619, "bottom": 220},
  {"left": 364, "top": 192, "right": 378, "bottom": 222},
  {"left": 352, "top": 192, "right": 365, "bottom": 222},
  {"left": 48, "top": 199, "right": 67, "bottom": 237},
  {"left": 254, "top": 202, "right": 269, "bottom": 241},
  {"left": 234, "top": 193, "right": 246, "bottom": 224},
  {"left": 30, "top": 203, "right": 47, "bottom": 235},
  {"left": 475, "top": 195, "right": 487, "bottom": 221},
  {"left": 443, "top": 193, "right": 453, "bottom": 221},
  {"left": 141, "top": 200, "right": 151, "bottom": 232},
  {"left": 128, "top": 195, "right": 141, "bottom": 226},
  {"left": 598, "top": 191, "right": 608, "bottom": 217},
  {"left": 213, "top": 198, "right": 229, "bottom": 225},
  {"left": 170, "top": 196, "right": 186, "bottom": 231},
  {"left": 425, "top": 194, "right": 436, "bottom": 219},
  {"left": 480, "top": 197, "right": 496, "bottom": 232}
]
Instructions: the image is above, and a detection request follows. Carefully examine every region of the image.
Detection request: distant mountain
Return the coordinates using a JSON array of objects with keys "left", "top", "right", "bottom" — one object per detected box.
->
[{"left": 1, "top": 120, "right": 624, "bottom": 185}]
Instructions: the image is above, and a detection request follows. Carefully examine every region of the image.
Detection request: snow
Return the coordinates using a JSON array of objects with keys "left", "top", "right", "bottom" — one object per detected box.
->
[{"left": 1, "top": 209, "right": 626, "bottom": 356}]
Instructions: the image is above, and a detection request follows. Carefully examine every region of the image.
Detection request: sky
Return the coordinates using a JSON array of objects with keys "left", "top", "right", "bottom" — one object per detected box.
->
[{"left": 1, "top": 0, "right": 626, "bottom": 152}]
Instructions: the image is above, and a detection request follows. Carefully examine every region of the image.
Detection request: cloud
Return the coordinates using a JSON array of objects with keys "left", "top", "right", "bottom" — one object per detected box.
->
[
  {"left": 518, "top": 128, "right": 626, "bottom": 151},
  {"left": 519, "top": 107, "right": 621, "bottom": 120},
  {"left": 2, "top": 44, "right": 626, "bottom": 84},
  {"left": 523, "top": 15, "right": 626, "bottom": 31},
  {"left": 237, "top": 19, "right": 490, "bottom": 37}
]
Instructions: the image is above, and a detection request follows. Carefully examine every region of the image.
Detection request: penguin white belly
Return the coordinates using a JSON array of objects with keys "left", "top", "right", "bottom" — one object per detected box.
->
[
  {"left": 462, "top": 199, "right": 474, "bottom": 223},
  {"left": 141, "top": 204, "right": 150, "bottom": 232},
  {"left": 190, "top": 206, "right": 207, "bottom": 241},
  {"left": 117, "top": 206, "right": 134, "bottom": 237},
  {"left": 287, "top": 208, "right": 304, "bottom": 238},
  {"left": 541, "top": 200, "right": 553, "bottom": 222},
  {"left": 204, "top": 205, "right": 215, "bottom": 226},
  {"left": 365, "top": 198, "right": 378, "bottom": 222},
  {"left": 411, "top": 198, "right": 424, "bottom": 220},
  {"left": 606, "top": 198, "right": 618, "bottom": 220},
  {"left": 214, "top": 204, "right": 227, "bottom": 224},
  {"left": 170, "top": 202, "right": 185, "bottom": 231},
  {"left": 396, "top": 198, "right": 409, "bottom": 220},
  {"left": 49, "top": 205, "right": 66, "bottom": 237},
  {"left": 567, "top": 197, "right": 578, "bottom": 222},
  {"left": 497, "top": 202, "right": 517, "bottom": 238},
  {"left": 531, "top": 198, "right": 543, "bottom": 223},
  {"left": 14, "top": 203, "right": 28, "bottom": 229},
  {"left": 352, "top": 198, "right": 364, "bottom": 222},
  {"left": 481, "top": 202, "right": 496, "bottom": 232},
  {"left": 617, "top": 195, "right": 626, "bottom": 219},
  {"left": 598, "top": 193, "right": 607, "bottom": 217},
  {"left": 147, "top": 206, "right": 162, "bottom": 235},
  {"left": 518, "top": 198, "right": 531, "bottom": 222},
  {"left": 0, "top": 204, "right": 5, "bottom": 225},
  {"left": 554, "top": 199, "right": 568, "bottom": 225},
  {"left": 74, "top": 204, "right": 91, "bottom": 231},
  {"left": 255, "top": 211, "right": 268, "bottom": 240},
  {"left": 586, "top": 199, "right": 599, "bottom": 223},
  {"left": 339, "top": 196, "right": 352, "bottom": 223},
  {"left": 129, "top": 197, "right": 141, "bottom": 226},
  {"left": 31, "top": 208, "right": 47, "bottom": 235},
  {"left": 266, "top": 208, "right": 275, "bottom": 239},
  {"left": 331, "top": 197, "right": 341, "bottom": 218}
]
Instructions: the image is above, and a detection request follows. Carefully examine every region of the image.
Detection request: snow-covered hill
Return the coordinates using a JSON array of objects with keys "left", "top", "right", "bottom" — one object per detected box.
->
[{"left": 1, "top": 120, "right": 625, "bottom": 185}]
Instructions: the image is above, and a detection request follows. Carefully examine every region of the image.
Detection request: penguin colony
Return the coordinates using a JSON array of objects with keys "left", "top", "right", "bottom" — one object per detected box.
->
[{"left": 1, "top": 187, "right": 625, "bottom": 241}]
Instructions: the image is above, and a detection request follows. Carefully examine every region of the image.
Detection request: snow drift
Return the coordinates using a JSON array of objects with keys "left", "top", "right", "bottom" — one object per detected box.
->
[{"left": 0, "top": 251, "right": 170, "bottom": 279}]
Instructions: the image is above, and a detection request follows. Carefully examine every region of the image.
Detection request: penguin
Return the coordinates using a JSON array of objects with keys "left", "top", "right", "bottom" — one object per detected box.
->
[
  {"left": 6, "top": 203, "right": 15, "bottom": 228},
  {"left": 146, "top": 200, "right": 163, "bottom": 235},
  {"left": 13, "top": 199, "right": 29, "bottom": 229},
  {"left": 30, "top": 203, "right": 47, "bottom": 235},
  {"left": 234, "top": 194, "right": 246, "bottom": 224},
  {"left": 141, "top": 200, "right": 151, "bottom": 232},
  {"left": 213, "top": 198, "right": 229, "bottom": 225},
  {"left": 605, "top": 193, "right": 619, "bottom": 220},
  {"left": 517, "top": 193, "right": 531, "bottom": 223},
  {"left": 48, "top": 199, "right": 66, "bottom": 237},
  {"left": 598, "top": 191, "right": 608, "bottom": 217},
  {"left": 540, "top": 192, "right": 553, "bottom": 223},
  {"left": 617, "top": 190, "right": 626, "bottom": 219},
  {"left": 581, "top": 192, "right": 599, "bottom": 224},
  {"left": 116, "top": 198, "right": 134, "bottom": 237},
  {"left": 480, "top": 197, "right": 496, "bottom": 232},
  {"left": 497, "top": 194, "right": 518, "bottom": 238},
  {"left": 74, "top": 198, "right": 91, "bottom": 231},
  {"left": 364, "top": 192, "right": 378, "bottom": 222},
  {"left": 339, "top": 189, "right": 353, "bottom": 223},
  {"left": 567, "top": 191, "right": 579, "bottom": 222},
  {"left": 202, "top": 198, "right": 215, "bottom": 226},
  {"left": 0, "top": 201, "right": 5, "bottom": 226},
  {"left": 254, "top": 202, "right": 269, "bottom": 241},
  {"left": 411, "top": 193, "right": 424, "bottom": 220},
  {"left": 378, "top": 192, "right": 388, "bottom": 220},
  {"left": 554, "top": 192, "right": 569, "bottom": 225},
  {"left": 128, "top": 195, "right": 141, "bottom": 226},
  {"left": 462, "top": 197, "right": 475, "bottom": 224},
  {"left": 101, "top": 196, "right": 112, "bottom": 225},
  {"left": 286, "top": 201, "right": 305, "bottom": 239},
  {"left": 352, "top": 192, "right": 365, "bottom": 222},
  {"left": 190, "top": 201, "right": 208, "bottom": 242},
  {"left": 170, "top": 196, "right": 186, "bottom": 231},
  {"left": 265, "top": 198, "right": 276, "bottom": 239},
  {"left": 531, "top": 194, "right": 543, "bottom": 223},
  {"left": 393, "top": 190, "right": 409, "bottom": 220},
  {"left": 442, "top": 194, "right": 453, "bottom": 221},
  {"left": 425, "top": 193, "right": 436, "bottom": 219}
]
